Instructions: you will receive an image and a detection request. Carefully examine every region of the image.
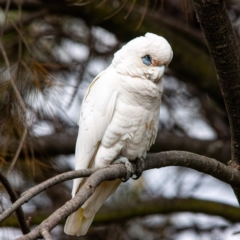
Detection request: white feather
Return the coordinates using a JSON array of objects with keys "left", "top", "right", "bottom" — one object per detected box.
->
[{"left": 64, "top": 32, "right": 173, "bottom": 236}]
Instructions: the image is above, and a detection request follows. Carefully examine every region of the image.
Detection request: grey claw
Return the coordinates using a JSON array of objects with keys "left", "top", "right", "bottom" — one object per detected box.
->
[
  {"left": 112, "top": 157, "right": 134, "bottom": 182},
  {"left": 132, "top": 157, "right": 144, "bottom": 180}
]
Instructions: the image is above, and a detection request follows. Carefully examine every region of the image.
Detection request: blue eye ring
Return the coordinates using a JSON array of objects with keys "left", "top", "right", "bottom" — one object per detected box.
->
[{"left": 142, "top": 55, "right": 152, "bottom": 66}]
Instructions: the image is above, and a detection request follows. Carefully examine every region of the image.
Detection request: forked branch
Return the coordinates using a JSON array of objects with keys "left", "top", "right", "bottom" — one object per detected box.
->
[{"left": 0, "top": 151, "right": 237, "bottom": 240}]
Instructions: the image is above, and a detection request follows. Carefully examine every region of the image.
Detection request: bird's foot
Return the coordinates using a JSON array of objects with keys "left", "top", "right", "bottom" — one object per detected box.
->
[
  {"left": 132, "top": 157, "right": 144, "bottom": 180},
  {"left": 112, "top": 157, "right": 134, "bottom": 182},
  {"left": 112, "top": 156, "right": 145, "bottom": 182}
]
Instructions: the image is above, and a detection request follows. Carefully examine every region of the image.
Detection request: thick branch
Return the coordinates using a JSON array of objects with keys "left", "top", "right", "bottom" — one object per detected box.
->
[
  {"left": 2, "top": 151, "right": 238, "bottom": 225},
  {"left": 0, "top": 172, "right": 30, "bottom": 234},
  {"left": 192, "top": 0, "right": 240, "bottom": 164},
  {"left": 2, "top": 151, "right": 238, "bottom": 239},
  {"left": 144, "top": 151, "right": 239, "bottom": 187}
]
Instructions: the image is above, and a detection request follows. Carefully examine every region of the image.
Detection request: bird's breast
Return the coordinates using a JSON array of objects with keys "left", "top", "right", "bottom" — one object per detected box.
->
[{"left": 101, "top": 96, "right": 160, "bottom": 160}]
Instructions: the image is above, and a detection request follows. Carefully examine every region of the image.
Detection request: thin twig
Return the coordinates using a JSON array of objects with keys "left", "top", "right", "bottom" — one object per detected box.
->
[
  {"left": 135, "top": 0, "right": 148, "bottom": 30},
  {"left": 124, "top": 0, "right": 136, "bottom": 19},
  {"left": 104, "top": 0, "right": 127, "bottom": 20},
  {"left": 0, "top": 10, "right": 47, "bottom": 36},
  {"left": 40, "top": 227, "right": 52, "bottom": 240},
  {"left": 0, "top": 41, "right": 28, "bottom": 176},
  {"left": 17, "top": 0, "right": 23, "bottom": 62},
  {"left": 0, "top": 0, "right": 11, "bottom": 39},
  {"left": 70, "top": 0, "right": 95, "bottom": 6},
  {"left": 0, "top": 171, "right": 30, "bottom": 234},
  {"left": 0, "top": 1, "right": 30, "bottom": 176},
  {"left": 67, "top": 33, "right": 93, "bottom": 108},
  {"left": 96, "top": 0, "right": 107, "bottom": 8},
  {"left": 9, "top": 15, "right": 32, "bottom": 56}
]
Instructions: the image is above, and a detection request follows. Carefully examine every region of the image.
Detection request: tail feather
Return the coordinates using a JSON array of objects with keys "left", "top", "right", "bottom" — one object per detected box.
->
[
  {"left": 64, "top": 208, "right": 84, "bottom": 235},
  {"left": 64, "top": 179, "right": 121, "bottom": 236}
]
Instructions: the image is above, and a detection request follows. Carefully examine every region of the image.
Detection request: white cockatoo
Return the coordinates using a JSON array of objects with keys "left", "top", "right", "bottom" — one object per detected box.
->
[{"left": 64, "top": 33, "right": 173, "bottom": 236}]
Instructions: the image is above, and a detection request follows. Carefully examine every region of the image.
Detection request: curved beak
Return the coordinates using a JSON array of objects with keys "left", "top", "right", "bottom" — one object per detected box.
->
[
  {"left": 153, "top": 65, "right": 165, "bottom": 84},
  {"left": 159, "top": 65, "right": 165, "bottom": 76}
]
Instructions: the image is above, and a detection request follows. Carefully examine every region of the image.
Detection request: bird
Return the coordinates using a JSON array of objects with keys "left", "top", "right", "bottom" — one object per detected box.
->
[{"left": 64, "top": 32, "right": 173, "bottom": 236}]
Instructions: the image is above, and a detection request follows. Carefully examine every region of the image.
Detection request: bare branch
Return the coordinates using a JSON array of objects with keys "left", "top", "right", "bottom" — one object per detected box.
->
[
  {"left": 5, "top": 151, "right": 239, "bottom": 240},
  {"left": 144, "top": 151, "right": 240, "bottom": 187},
  {"left": 2, "top": 151, "right": 239, "bottom": 226},
  {"left": 0, "top": 168, "right": 96, "bottom": 222},
  {"left": 0, "top": 172, "right": 30, "bottom": 234},
  {"left": 15, "top": 165, "right": 126, "bottom": 240},
  {"left": 40, "top": 227, "right": 52, "bottom": 240}
]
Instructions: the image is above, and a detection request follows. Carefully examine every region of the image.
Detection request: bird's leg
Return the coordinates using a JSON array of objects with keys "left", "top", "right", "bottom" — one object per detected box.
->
[
  {"left": 112, "top": 156, "right": 134, "bottom": 182},
  {"left": 132, "top": 157, "right": 145, "bottom": 180}
]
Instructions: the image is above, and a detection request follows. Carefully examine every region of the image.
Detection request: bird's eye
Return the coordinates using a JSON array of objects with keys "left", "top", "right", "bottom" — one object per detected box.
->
[{"left": 142, "top": 55, "right": 152, "bottom": 66}]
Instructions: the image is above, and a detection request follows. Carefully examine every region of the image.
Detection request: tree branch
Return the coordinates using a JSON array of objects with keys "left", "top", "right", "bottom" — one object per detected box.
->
[
  {"left": 191, "top": 0, "right": 240, "bottom": 204},
  {"left": 0, "top": 151, "right": 237, "bottom": 239},
  {"left": 0, "top": 171, "right": 30, "bottom": 234},
  {"left": 2, "top": 151, "right": 238, "bottom": 226},
  {"left": 0, "top": 168, "right": 96, "bottom": 223},
  {"left": 192, "top": 0, "right": 240, "bottom": 164},
  {"left": 15, "top": 165, "right": 126, "bottom": 240},
  {"left": 40, "top": 227, "right": 52, "bottom": 240}
]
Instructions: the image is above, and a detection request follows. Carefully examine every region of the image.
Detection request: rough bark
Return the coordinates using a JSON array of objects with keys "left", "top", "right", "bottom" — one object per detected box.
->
[
  {"left": 192, "top": 0, "right": 240, "bottom": 164},
  {"left": 192, "top": 0, "right": 240, "bottom": 202}
]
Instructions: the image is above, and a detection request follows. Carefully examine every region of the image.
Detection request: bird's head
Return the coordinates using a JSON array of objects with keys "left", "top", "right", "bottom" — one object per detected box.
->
[{"left": 112, "top": 33, "right": 173, "bottom": 83}]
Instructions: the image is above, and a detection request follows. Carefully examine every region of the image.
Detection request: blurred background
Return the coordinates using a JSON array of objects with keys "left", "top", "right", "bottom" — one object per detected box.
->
[{"left": 1, "top": 0, "right": 240, "bottom": 239}]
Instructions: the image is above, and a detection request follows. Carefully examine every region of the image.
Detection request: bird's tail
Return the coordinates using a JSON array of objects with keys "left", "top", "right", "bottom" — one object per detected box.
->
[{"left": 64, "top": 179, "right": 121, "bottom": 236}]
